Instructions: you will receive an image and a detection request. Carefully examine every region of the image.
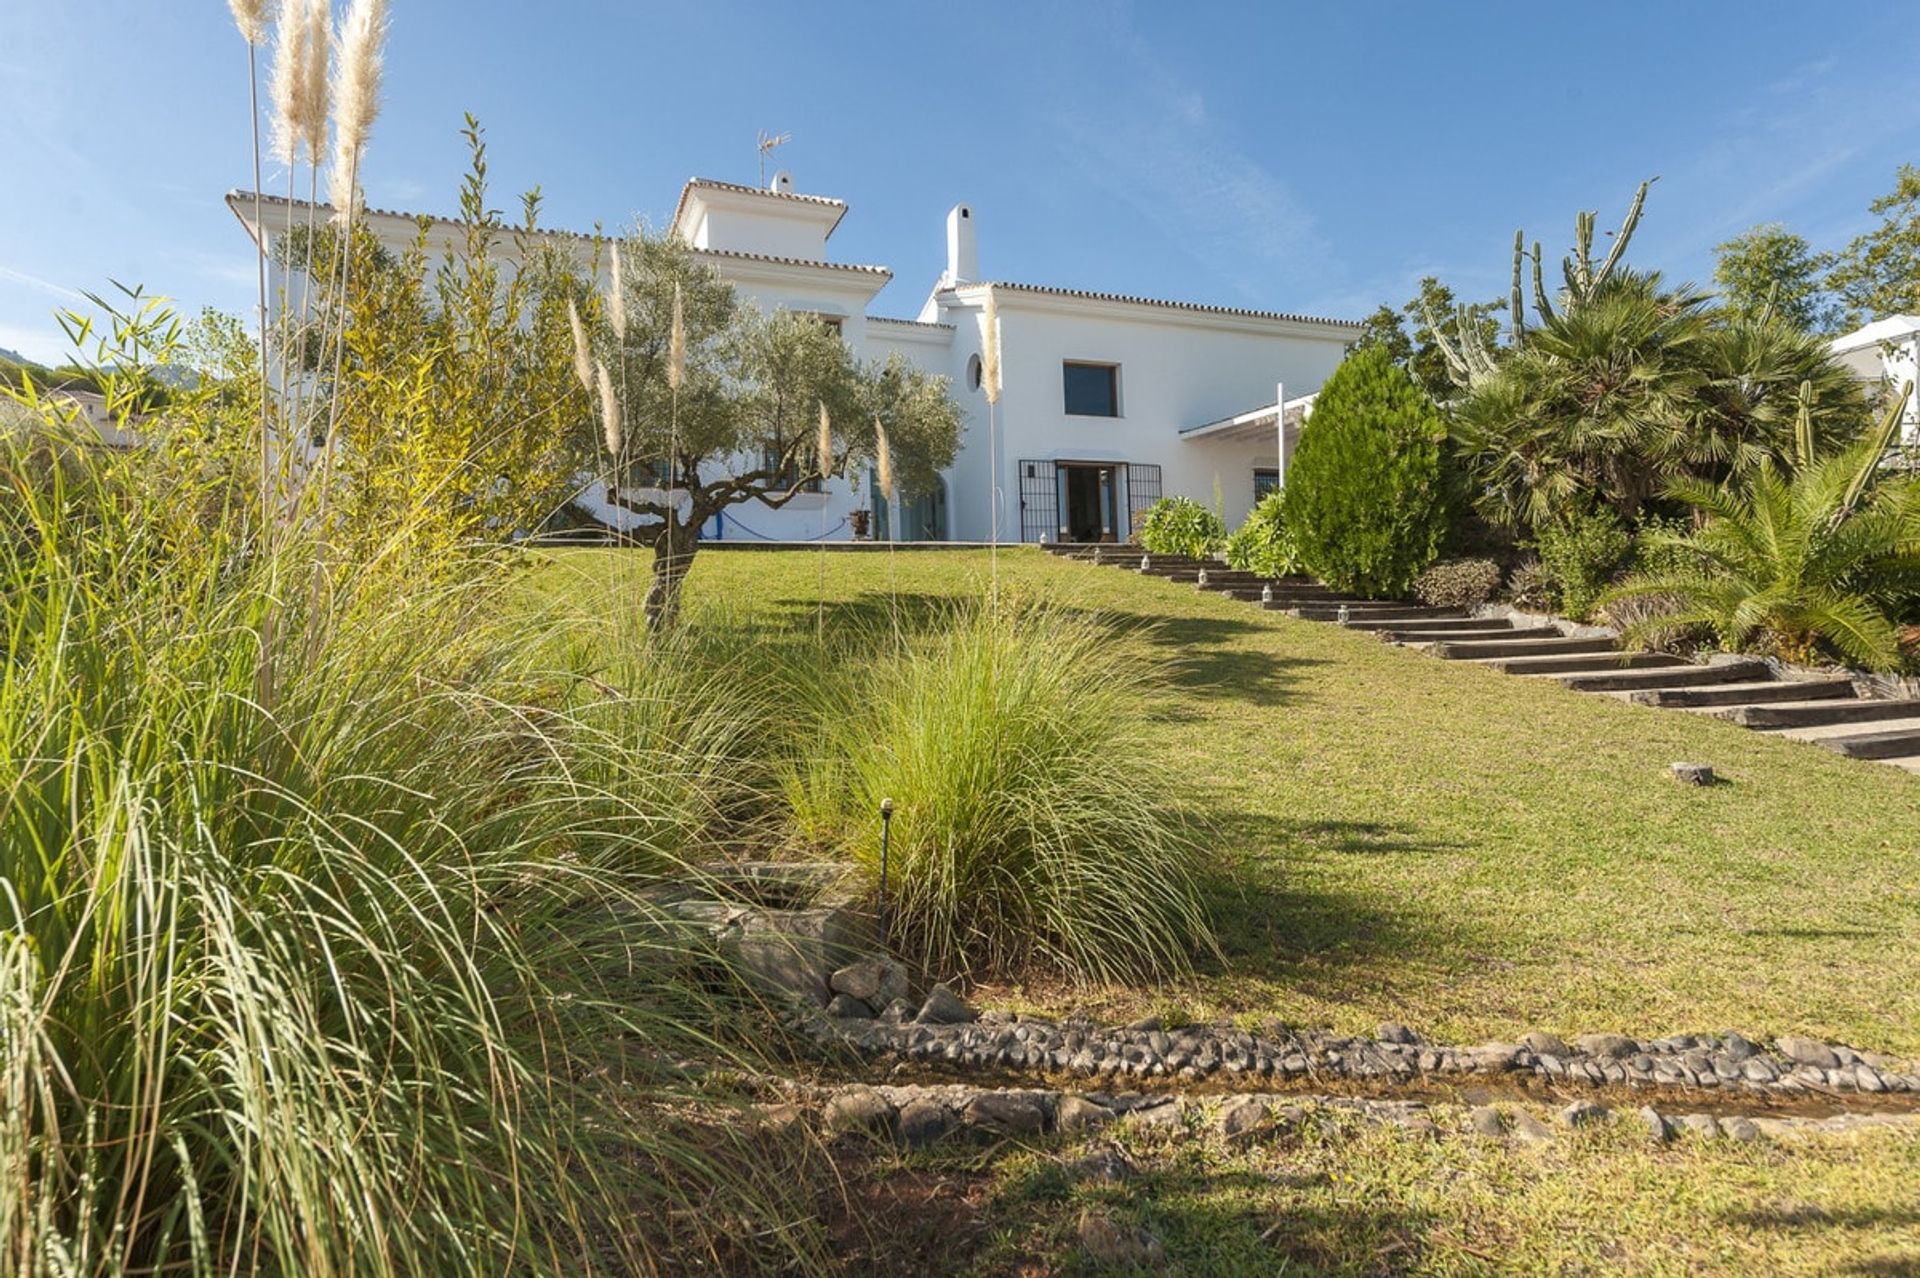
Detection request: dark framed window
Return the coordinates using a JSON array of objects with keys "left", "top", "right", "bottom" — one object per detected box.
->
[
  {"left": 1062, "top": 361, "right": 1119, "bottom": 417},
  {"left": 1253, "top": 468, "right": 1280, "bottom": 499}
]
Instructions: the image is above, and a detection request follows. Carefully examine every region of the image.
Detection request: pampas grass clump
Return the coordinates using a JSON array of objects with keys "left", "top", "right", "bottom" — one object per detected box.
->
[
  {"left": 0, "top": 408, "right": 821, "bottom": 1276},
  {"left": 784, "top": 600, "right": 1213, "bottom": 984}
]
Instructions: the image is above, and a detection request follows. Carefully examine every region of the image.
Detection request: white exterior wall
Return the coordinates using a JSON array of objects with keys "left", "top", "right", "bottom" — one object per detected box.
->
[
  {"left": 933, "top": 292, "right": 1351, "bottom": 542},
  {"left": 235, "top": 184, "right": 1364, "bottom": 546}
]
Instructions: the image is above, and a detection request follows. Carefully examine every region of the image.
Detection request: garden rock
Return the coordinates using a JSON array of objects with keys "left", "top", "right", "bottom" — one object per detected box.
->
[
  {"left": 1216, "top": 1097, "right": 1270, "bottom": 1140},
  {"left": 1523, "top": 1031, "right": 1571, "bottom": 1057},
  {"left": 1574, "top": 1033, "right": 1638, "bottom": 1059},
  {"left": 1509, "top": 1110, "right": 1555, "bottom": 1146},
  {"left": 1127, "top": 1098, "right": 1184, "bottom": 1129},
  {"left": 829, "top": 957, "right": 908, "bottom": 1007},
  {"left": 1776, "top": 1036, "right": 1842, "bottom": 1069},
  {"left": 1677, "top": 1113, "right": 1721, "bottom": 1139},
  {"left": 1639, "top": 1107, "right": 1671, "bottom": 1143},
  {"left": 1377, "top": 1022, "right": 1418, "bottom": 1045},
  {"left": 1077, "top": 1210, "right": 1165, "bottom": 1271},
  {"left": 1671, "top": 762, "right": 1715, "bottom": 786},
  {"left": 1070, "top": 1148, "right": 1135, "bottom": 1184},
  {"left": 1723, "top": 1116, "right": 1762, "bottom": 1142},
  {"left": 896, "top": 1099, "right": 951, "bottom": 1148},
  {"left": 1559, "top": 1100, "right": 1607, "bottom": 1128},
  {"left": 1469, "top": 1106, "right": 1506, "bottom": 1138},
  {"left": 917, "top": 983, "right": 976, "bottom": 1025},
  {"left": 824, "top": 1086, "right": 893, "bottom": 1137},
  {"left": 1055, "top": 1095, "right": 1114, "bottom": 1133},
  {"left": 963, "top": 1091, "right": 1046, "bottom": 1136},
  {"left": 825, "top": 993, "right": 872, "bottom": 1019}
]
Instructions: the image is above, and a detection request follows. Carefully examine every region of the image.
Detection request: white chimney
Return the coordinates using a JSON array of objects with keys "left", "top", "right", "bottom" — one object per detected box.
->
[
  {"left": 770, "top": 170, "right": 794, "bottom": 194},
  {"left": 945, "top": 203, "right": 977, "bottom": 286}
]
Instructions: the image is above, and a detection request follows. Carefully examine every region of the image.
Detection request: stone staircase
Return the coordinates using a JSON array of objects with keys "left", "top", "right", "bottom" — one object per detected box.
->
[{"left": 1042, "top": 542, "right": 1920, "bottom": 773}]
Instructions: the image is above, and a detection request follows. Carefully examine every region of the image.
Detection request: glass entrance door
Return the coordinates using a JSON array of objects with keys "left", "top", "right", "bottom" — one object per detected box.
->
[{"left": 1056, "top": 463, "right": 1118, "bottom": 542}]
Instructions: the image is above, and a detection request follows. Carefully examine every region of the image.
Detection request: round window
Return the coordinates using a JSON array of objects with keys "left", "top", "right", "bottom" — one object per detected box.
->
[{"left": 967, "top": 353, "right": 983, "bottom": 391}]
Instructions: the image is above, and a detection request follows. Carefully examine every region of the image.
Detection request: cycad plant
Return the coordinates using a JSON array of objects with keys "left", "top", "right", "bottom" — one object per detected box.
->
[{"left": 1606, "top": 383, "right": 1920, "bottom": 670}]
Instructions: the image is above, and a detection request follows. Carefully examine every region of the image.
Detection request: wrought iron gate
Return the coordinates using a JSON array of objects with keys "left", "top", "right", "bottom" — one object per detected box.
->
[
  {"left": 1124, "top": 463, "right": 1162, "bottom": 539},
  {"left": 1018, "top": 459, "right": 1056, "bottom": 543}
]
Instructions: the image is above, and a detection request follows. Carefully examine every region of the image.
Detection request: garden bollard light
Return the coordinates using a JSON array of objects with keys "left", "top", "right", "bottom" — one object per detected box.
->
[
  {"left": 1337, "top": 604, "right": 1350, "bottom": 625},
  {"left": 878, "top": 797, "right": 894, "bottom": 941},
  {"left": 1261, "top": 583, "right": 1273, "bottom": 605},
  {"left": 1139, "top": 554, "right": 1151, "bottom": 572},
  {"left": 1197, "top": 568, "right": 1209, "bottom": 588}
]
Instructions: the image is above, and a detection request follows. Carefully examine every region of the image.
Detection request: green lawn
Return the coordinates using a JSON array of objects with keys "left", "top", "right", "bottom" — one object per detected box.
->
[
  {"left": 540, "top": 544, "right": 1920, "bottom": 1057},
  {"left": 539, "top": 544, "right": 1920, "bottom": 1275}
]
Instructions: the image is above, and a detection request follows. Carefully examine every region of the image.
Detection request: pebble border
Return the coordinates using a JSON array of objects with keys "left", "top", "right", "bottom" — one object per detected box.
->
[{"left": 804, "top": 992, "right": 1920, "bottom": 1101}]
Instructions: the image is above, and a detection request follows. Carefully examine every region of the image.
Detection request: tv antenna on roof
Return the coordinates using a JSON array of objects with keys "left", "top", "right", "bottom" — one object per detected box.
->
[{"left": 757, "top": 130, "right": 792, "bottom": 186}]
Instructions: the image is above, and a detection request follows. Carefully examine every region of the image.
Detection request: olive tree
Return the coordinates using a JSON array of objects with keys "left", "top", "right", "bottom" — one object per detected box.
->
[{"left": 586, "top": 234, "right": 961, "bottom": 625}]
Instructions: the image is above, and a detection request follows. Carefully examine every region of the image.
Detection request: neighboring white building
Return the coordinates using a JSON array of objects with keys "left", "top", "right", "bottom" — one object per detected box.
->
[
  {"left": 229, "top": 173, "right": 1362, "bottom": 544},
  {"left": 1829, "top": 314, "right": 1920, "bottom": 445}
]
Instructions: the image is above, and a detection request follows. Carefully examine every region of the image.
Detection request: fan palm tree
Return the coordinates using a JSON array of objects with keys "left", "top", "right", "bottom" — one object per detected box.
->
[
  {"left": 1451, "top": 273, "right": 1870, "bottom": 531},
  {"left": 1451, "top": 271, "right": 1713, "bottom": 529},
  {"left": 1606, "top": 383, "right": 1919, "bottom": 670}
]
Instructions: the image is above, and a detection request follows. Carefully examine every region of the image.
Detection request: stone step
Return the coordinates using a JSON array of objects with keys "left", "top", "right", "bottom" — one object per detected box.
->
[
  {"left": 1363, "top": 617, "right": 1515, "bottom": 635},
  {"left": 1286, "top": 604, "right": 1454, "bottom": 622},
  {"left": 1431, "top": 635, "right": 1619, "bottom": 661},
  {"left": 1386, "top": 625, "right": 1564, "bottom": 644},
  {"left": 1483, "top": 651, "right": 1688, "bottom": 676},
  {"left": 1221, "top": 586, "right": 1337, "bottom": 603},
  {"left": 1557, "top": 660, "right": 1773, "bottom": 693},
  {"left": 1791, "top": 719, "right": 1920, "bottom": 760},
  {"left": 1628, "top": 678, "right": 1856, "bottom": 708},
  {"left": 1717, "top": 698, "right": 1920, "bottom": 729}
]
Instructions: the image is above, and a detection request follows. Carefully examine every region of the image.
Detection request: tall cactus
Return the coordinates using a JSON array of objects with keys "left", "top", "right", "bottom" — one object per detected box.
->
[{"left": 1428, "top": 178, "right": 1657, "bottom": 391}]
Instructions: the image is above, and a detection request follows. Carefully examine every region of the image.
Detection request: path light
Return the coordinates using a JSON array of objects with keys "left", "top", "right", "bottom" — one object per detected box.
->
[
  {"left": 1139, "top": 553, "right": 1151, "bottom": 572},
  {"left": 878, "top": 797, "right": 894, "bottom": 941},
  {"left": 1197, "top": 568, "right": 1209, "bottom": 589},
  {"left": 1337, "top": 604, "right": 1350, "bottom": 625},
  {"left": 1261, "top": 583, "right": 1272, "bottom": 605}
]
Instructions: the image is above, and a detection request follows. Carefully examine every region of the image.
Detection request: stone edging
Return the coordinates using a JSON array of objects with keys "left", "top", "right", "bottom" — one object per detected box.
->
[
  {"left": 803, "top": 988, "right": 1919, "bottom": 1101},
  {"left": 783, "top": 1079, "right": 1920, "bottom": 1151}
]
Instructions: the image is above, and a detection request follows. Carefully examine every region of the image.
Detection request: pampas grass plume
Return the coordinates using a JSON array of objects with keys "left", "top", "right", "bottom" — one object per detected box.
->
[
  {"left": 228, "top": 0, "right": 271, "bottom": 45},
  {"left": 327, "top": 0, "right": 388, "bottom": 217},
  {"left": 567, "top": 299, "right": 594, "bottom": 396},
  {"left": 608, "top": 241, "right": 628, "bottom": 341},
  {"left": 598, "top": 361, "right": 622, "bottom": 459},
  {"left": 268, "top": 0, "right": 309, "bottom": 164},
  {"left": 982, "top": 287, "right": 1001, "bottom": 406},
  {"left": 874, "top": 415, "right": 894, "bottom": 504},
  {"left": 668, "top": 282, "right": 685, "bottom": 392},
  {"left": 817, "top": 401, "right": 833, "bottom": 480},
  {"left": 299, "top": 0, "right": 331, "bottom": 164}
]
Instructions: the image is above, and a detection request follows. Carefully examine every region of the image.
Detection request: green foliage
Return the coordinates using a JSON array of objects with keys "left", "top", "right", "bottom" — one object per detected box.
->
[
  {"left": 0, "top": 293, "right": 824, "bottom": 1276},
  {"left": 1354, "top": 277, "right": 1499, "bottom": 401},
  {"left": 1828, "top": 163, "right": 1920, "bottom": 327},
  {"left": 1281, "top": 346, "right": 1451, "bottom": 597},
  {"left": 1451, "top": 272, "right": 1867, "bottom": 530},
  {"left": 591, "top": 229, "right": 961, "bottom": 621},
  {"left": 1412, "top": 557, "right": 1503, "bottom": 609},
  {"left": 1607, "top": 389, "right": 1920, "bottom": 670},
  {"left": 1714, "top": 223, "right": 1838, "bottom": 332},
  {"left": 1505, "top": 558, "right": 1550, "bottom": 610},
  {"left": 1138, "top": 495, "right": 1226, "bottom": 558},
  {"left": 783, "top": 601, "right": 1213, "bottom": 984},
  {"left": 1223, "top": 491, "right": 1299, "bottom": 577},
  {"left": 1532, "top": 508, "right": 1631, "bottom": 621}
]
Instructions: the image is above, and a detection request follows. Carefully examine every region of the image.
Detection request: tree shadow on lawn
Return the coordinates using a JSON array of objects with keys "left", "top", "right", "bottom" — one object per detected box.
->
[
  {"left": 757, "top": 591, "right": 1328, "bottom": 709},
  {"left": 1717, "top": 1203, "right": 1920, "bottom": 1278},
  {"left": 1180, "top": 812, "right": 1467, "bottom": 995},
  {"left": 1058, "top": 1162, "right": 1442, "bottom": 1276}
]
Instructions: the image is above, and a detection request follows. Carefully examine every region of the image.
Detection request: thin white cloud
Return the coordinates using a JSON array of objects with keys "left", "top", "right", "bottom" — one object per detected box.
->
[
  {"left": 1047, "top": 18, "right": 1334, "bottom": 301},
  {"left": 0, "top": 263, "right": 87, "bottom": 304}
]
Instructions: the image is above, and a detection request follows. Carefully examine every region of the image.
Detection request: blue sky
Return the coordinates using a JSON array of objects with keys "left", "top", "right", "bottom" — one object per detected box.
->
[{"left": 2, "top": 2, "right": 1916, "bottom": 365}]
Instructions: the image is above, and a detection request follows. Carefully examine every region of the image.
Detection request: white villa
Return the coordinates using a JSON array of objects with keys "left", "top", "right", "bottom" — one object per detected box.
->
[
  {"left": 230, "top": 172, "right": 1362, "bottom": 544},
  {"left": 1829, "top": 314, "right": 1920, "bottom": 445}
]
